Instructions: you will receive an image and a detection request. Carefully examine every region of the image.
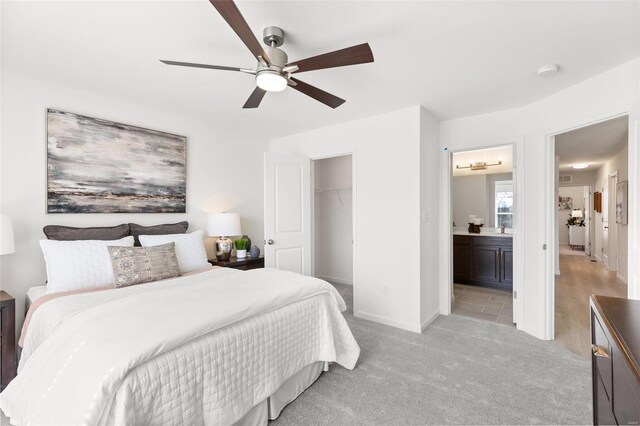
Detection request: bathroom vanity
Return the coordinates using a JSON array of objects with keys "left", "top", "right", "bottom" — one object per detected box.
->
[{"left": 453, "top": 232, "right": 513, "bottom": 291}]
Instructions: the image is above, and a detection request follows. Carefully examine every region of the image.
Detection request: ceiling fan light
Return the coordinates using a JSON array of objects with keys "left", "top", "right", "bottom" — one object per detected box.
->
[{"left": 256, "top": 71, "right": 287, "bottom": 92}]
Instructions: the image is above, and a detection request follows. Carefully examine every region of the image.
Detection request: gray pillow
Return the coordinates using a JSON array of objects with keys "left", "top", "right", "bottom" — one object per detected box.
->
[
  {"left": 129, "top": 221, "right": 188, "bottom": 246},
  {"left": 108, "top": 242, "right": 180, "bottom": 288},
  {"left": 43, "top": 224, "right": 130, "bottom": 241}
]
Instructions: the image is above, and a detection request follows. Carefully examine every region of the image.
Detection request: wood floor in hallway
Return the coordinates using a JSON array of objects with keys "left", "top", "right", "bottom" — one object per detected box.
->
[{"left": 554, "top": 254, "right": 627, "bottom": 358}]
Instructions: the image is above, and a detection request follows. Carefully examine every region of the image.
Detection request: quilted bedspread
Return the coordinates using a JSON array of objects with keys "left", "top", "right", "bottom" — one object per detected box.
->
[{"left": 0, "top": 268, "right": 360, "bottom": 426}]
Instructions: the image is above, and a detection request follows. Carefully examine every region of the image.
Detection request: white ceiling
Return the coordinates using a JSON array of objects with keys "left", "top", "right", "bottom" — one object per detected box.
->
[
  {"left": 555, "top": 115, "right": 628, "bottom": 172},
  {"left": 452, "top": 145, "right": 512, "bottom": 176},
  {"left": 2, "top": 1, "right": 639, "bottom": 139}
]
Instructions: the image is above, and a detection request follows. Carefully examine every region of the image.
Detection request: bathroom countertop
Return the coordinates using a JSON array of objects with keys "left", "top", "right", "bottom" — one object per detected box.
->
[{"left": 453, "top": 231, "right": 513, "bottom": 238}]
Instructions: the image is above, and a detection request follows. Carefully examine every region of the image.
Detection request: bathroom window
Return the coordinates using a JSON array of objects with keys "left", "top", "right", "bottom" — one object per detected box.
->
[{"left": 495, "top": 180, "right": 513, "bottom": 228}]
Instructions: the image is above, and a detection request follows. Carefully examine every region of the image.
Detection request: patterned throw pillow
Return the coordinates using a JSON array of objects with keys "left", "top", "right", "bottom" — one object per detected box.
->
[{"left": 108, "top": 242, "right": 180, "bottom": 288}]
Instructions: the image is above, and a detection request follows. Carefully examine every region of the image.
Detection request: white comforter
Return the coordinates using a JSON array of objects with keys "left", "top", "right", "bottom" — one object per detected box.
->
[{"left": 0, "top": 268, "right": 360, "bottom": 426}]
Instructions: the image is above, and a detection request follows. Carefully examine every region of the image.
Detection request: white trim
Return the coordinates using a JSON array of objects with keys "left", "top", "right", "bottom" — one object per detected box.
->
[
  {"left": 440, "top": 138, "right": 524, "bottom": 331},
  {"left": 356, "top": 310, "right": 422, "bottom": 333},
  {"left": 544, "top": 108, "right": 637, "bottom": 340},
  {"left": 315, "top": 275, "right": 352, "bottom": 286},
  {"left": 421, "top": 310, "right": 440, "bottom": 332},
  {"left": 617, "top": 274, "right": 628, "bottom": 285}
]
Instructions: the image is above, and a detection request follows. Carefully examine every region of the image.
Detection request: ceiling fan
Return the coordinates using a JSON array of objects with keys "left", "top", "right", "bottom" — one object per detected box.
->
[{"left": 160, "top": 0, "right": 374, "bottom": 109}]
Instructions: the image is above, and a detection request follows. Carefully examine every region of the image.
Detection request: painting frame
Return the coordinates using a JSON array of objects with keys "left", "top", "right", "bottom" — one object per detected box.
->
[
  {"left": 46, "top": 109, "right": 187, "bottom": 214},
  {"left": 558, "top": 196, "right": 573, "bottom": 211},
  {"left": 616, "top": 180, "right": 628, "bottom": 224}
]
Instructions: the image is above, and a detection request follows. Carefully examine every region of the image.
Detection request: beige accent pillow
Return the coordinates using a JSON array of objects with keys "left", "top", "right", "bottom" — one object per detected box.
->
[{"left": 108, "top": 242, "right": 180, "bottom": 288}]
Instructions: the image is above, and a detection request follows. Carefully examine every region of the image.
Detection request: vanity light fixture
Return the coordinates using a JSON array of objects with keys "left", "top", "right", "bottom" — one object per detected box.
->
[{"left": 456, "top": 160, "right": 502, "bottom": 171}]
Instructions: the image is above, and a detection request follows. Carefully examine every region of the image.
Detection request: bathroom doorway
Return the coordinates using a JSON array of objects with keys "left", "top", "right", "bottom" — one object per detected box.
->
[{"left": 449, "top": 145, "right": 516, "bottom": 326}]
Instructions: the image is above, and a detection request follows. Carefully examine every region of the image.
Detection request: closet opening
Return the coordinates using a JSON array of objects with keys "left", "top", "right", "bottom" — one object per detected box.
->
[{"left": 312, "top": 155, "right": 354, "bottom": 313}]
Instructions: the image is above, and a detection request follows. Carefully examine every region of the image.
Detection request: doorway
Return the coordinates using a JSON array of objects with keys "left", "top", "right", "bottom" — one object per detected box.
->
[
  {"left": 449, "top": 145, "right": 516, "bottom": 325},
  {"left": 551, "top": 114, "right": 629, "bottom": 356},
  {"left": 312, "top": 155, "right": 354, "bottom": 310}
]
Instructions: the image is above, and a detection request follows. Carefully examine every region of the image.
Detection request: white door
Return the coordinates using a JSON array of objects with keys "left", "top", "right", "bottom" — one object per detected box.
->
[
  {"left": 602, "top": 178, "right": 609, "bottom": 268},
  {"left": 608, "top": 173, "right": 618, "bottom": 272},
  {"left": 584, "top": 186, "right": 591, "bottom": 256},
  {"left": 264, "top": 152, "right": 311, "bottom": 275}
]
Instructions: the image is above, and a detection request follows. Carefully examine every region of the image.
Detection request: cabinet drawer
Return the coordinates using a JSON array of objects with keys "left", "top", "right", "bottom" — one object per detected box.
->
[
  {"left": 612, "top": 345, "right": 640, "bottom": 425},
  {"left": 592, "top": 313, "right": 613, "bottom": 401},
  {"left": 595, "top": 371, "right": 618, "bottom": 426},
  {"left": 472, "top": 236, "right": 512, "bottom": 247}
]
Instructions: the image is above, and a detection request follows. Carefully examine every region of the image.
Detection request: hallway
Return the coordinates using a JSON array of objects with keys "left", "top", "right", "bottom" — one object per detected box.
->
[{"left": 554, "top": 254, "right": 627, "bottom": 358}]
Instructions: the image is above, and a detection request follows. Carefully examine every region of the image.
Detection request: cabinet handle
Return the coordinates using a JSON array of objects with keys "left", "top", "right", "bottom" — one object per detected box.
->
[
  {"left": 495, "top": 249, "right": 500, "bottom": 279},
  {"left": 592, "top": 344, "right": 610, "bottom": 358}
]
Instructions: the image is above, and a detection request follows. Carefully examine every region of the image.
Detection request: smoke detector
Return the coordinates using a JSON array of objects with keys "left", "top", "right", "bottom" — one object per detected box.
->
[{"left": 537, "top": 64, "right": 560, "bottom": 77}]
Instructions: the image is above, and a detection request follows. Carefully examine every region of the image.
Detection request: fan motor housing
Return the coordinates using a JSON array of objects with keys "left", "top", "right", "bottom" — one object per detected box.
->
[{"left": 263, "top": 46, "right": 288, "bottom": 69}]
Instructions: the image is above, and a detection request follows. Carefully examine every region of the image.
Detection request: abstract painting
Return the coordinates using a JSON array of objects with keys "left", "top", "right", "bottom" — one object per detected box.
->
[
  {"left": 616, "top": 180, "right": 628, "bottom": 224},
  {"left": 47, "top": 109, "right": 186, "bottom": 213},
  {"left": 558, "top": 196, "right": 573, "bottom": 210}
]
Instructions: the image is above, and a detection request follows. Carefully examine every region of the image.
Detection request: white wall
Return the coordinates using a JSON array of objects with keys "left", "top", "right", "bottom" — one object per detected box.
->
[
  {"left": 270, "top": 106, "right": 439, "bottom": 333},
  {"left": 313, "top": 155, "right": 353, "bottom": 285},
  {"left": 594, "top": 145, "right": 629, "bottom": 283},
  {"left": 440, "top": 58, "right": 639, "bottom": 339},
  {"left": 557, "top": 186, "right": 586, "bottom": 245},
  {"left": 559, "top": 170, "right": 596, "bottom": 187},
  {"left": 0, "top": 72, "right": 267, "bottom": 329},
  {"left": 419, "top": 108, "right": 440, "bottom": 329}
]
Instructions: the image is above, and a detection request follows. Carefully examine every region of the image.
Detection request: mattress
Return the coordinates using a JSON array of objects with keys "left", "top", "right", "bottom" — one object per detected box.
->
[
  {"left": 3, "top": 268, "right": 360, "bottom": 425},
  {"left": 25, "top": 285, "right": 47, "bottom": 313}
]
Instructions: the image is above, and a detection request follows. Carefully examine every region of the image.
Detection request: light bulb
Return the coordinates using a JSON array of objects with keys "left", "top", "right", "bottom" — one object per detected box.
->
[{"left": 256, "top": 71, "right": 287, "bottom": 92}]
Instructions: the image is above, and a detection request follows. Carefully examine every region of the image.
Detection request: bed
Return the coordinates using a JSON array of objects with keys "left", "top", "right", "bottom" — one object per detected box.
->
[{"left": 1, "top": 229, "right": 360, "bottom": 425}]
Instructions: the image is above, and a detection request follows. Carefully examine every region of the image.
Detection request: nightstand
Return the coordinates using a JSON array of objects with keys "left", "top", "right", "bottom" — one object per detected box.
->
[
  {"left": 208, "top": 256, "right": 265, "bottom": 271},
  {"left": 0, "top": 290, "right": 16, "bottom": 391}
]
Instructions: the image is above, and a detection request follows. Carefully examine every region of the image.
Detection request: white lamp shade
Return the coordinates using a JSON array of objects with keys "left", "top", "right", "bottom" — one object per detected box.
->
[
  {"left": 571, "top": 209, "right": 584, "bottom": 218},
  {"left": 0, "top": 214, "right": 15, "bottom": 255},
  {"left": 207, "top": 213, "right": 241, "bottom": 237}
]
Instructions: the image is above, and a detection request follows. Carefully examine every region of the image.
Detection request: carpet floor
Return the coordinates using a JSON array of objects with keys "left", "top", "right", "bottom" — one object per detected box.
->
[{"left": 272, "top": 283, "right": 591, "bottom": 425}]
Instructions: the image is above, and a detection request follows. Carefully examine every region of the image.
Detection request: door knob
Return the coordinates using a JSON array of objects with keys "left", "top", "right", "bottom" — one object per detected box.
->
[{"left": 267, "top": 239, "right": 275, "bottom": 245}]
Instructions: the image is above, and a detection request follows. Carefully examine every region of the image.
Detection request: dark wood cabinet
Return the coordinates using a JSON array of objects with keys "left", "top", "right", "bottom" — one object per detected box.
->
[
  {"left": 453, "top": 236, "right": 471, "bottom": 281},
  {"left": 453, "top": 235, "right": 512, "bottom": 291},
  {"left": 0, "top": 291, "right": 16, "bottom": 391},
  {"left": 590, "top": 295, "right": 640, "bottom": 425},
  {"left": 208, "top": 256, "right": 264, "bottom": 271}
]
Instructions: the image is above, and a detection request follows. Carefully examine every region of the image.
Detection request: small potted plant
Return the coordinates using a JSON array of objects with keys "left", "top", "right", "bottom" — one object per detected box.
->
[{"left": 234, "top": 237, "right": 250, "bottom": 259}]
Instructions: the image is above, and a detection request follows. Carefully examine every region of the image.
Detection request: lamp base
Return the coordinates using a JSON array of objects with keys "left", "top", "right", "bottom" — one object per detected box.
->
[{"left": 215, "top": 237, "right": 233, "bottom": 261}]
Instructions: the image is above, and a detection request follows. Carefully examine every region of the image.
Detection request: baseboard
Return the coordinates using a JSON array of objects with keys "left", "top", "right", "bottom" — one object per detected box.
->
[
  {"left": 617, "top": 274, "right": 628, "bottom": 285},
  {"left": 315, "top": 275, "right": 352, "bottom": 286},
  {"left": 594, "top": 254, "right": 602, "bottom": 262},
  {"left": 421, "top": 310, "right": 440, "bottom": 332},
  {"left": 355, "top": 310, "right": 422, "bottom": 333}
]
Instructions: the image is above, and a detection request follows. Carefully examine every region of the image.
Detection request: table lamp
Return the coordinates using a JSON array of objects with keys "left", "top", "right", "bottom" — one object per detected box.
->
[
  {"left": 0, "top": 214, "right": 15, "bottom": 255},
  {"left": 207, "top": 213, "right": 241, "bottom": 261},
  {"left": 571, "top": 209, "right": 584, "bottom": 218}
]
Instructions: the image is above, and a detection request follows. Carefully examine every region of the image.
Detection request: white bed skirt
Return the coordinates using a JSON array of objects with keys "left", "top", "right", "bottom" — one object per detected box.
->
[{"left": 234, "top": 362, "right": 326, "bottom": 426}]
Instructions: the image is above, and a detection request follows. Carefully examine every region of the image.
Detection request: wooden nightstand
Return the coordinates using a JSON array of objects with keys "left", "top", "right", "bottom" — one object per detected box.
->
[
  {"left": 0, "top": 291, "right": 16, "bottom": 391},
  {"left": 208, "top": 256, "right": 265, "bottom": 271}
]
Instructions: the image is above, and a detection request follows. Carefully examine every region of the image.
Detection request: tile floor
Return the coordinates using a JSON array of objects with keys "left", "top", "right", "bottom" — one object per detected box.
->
[{"left": 452, "top": 283, "right": 514, "bottom": 325}]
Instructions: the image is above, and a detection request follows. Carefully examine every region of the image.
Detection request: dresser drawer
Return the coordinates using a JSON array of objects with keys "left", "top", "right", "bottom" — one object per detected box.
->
[
  {"left": 592, "top": 313, "right": 613, "bottom": 400},
  {"left": 612, "top": 345, "right": 640, "bottom": 425}
]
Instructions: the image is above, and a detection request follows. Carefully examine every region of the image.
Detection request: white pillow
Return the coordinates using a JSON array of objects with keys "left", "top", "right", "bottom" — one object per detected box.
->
[
  {"left": 40, "top": 236, "right": 134, "bottom": 293},
  {"left": 139, "top": 230, "right": 209, "bottom": 273}
]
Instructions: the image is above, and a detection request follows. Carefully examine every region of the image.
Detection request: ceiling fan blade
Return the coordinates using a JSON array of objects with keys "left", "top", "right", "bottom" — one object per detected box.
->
[
  {"left": 243, "top": 87, "right": 267, "bottom": 109},
  {"left": 289, "top": 77, "right": 345, "bottom": 109},
  {"left": 209, "top": 0, "right": 270, "bottom": 64},
  {"left": 286, "top": 43, "right": 373, "bottom": 74},
  {"left": 160, "top": 60, "right": 254, "bottom": 74}
]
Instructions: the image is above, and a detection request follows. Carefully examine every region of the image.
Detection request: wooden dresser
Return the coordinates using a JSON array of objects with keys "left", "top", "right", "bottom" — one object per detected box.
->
[
  {"left": 0, "top": 290, "right": 16, "bottom": 391},
  {"left": 590, "top": 295, "right": 640, "bottom": 425}
]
